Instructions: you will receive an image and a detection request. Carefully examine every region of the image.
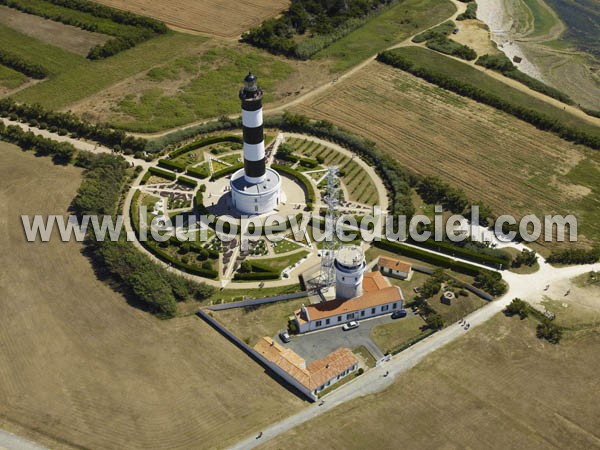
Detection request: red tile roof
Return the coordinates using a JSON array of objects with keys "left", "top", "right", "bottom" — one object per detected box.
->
[
  {"left": 362, "top": 271, "right": 389, "bottom": 292},
  {"left": 378, "top": 256, "right": 412, "bottom": 273},
  {"left": 254, "top": 337, "right": 357, "bottom": 390}
]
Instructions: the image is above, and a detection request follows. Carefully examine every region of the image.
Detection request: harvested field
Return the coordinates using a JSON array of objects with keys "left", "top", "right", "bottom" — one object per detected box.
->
[
  {"left": 0, "top": 6, "right": 110, "bottom": 56},
  {"left": 90, "top": 0, "right": 289, "bottom": 37},
  {"left": 0, "top": 142, "right": 303, "bottom": 449},
  {"left": 263, "top": 313, "right": 600, "bottom": 449},
  {"left": 292, "top": 61, "right": 600, "bottom": 246}
]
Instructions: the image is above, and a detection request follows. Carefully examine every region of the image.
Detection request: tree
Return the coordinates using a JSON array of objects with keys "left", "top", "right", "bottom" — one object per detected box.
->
[
  {"left": 425, "top": 313, "right": 444, "bottom": 330},
  {"left": 474, "top": 270, "right": 507, "bottom": 296},
  {"left": 239, "top": 260, "right": 253, "bottom": 273},
  {"left": 505, "top": 298, "right": 529, "bottom": 319},
  {"left": 536, "top": 320, "right": 562, "bottom": 344}
]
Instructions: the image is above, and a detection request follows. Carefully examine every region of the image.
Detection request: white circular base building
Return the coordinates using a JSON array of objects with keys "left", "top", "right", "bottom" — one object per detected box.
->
[
  {"left": 335, "top": 245, "right": 366, "bottom": 300},
  {"left": 230, "top": 167, "right": 281, "bottom": 215}
]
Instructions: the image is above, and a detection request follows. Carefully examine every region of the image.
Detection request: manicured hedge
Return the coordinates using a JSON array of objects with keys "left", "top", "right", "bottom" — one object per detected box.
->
[
  {"left": 169, "top": 135, "right": 243, "bottom": 158},
  {"left": 177, "top": 176, "right": 198, "bottom": 187},
  {"left": 234, "top": 271, "right": 280, "bottom": 281},
  {"left": 146, "top": 241, "right": 218, "bottom": 279},
  {"left": 409, "top": 238, "right": 511, "bottom": 268},
  {"left": 158, "top": 158, "right": 186, "bottom": 172},
  {"left": 271, "top": 163, "right": 316, "bottom": 204},
  {"left": 148, "top": 166, "right": 176, "bottom": 180},
  {"left": 186, "top": 165, "right": 210, "bottom": 179},
  {"left": 374, "top": 239, "right": 497, "bottom": 277},
  {"left": 210, "top": 163, "right": 243, "bottom": 181}
]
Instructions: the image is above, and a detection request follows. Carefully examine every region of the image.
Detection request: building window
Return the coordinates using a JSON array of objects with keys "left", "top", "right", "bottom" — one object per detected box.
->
[
  {"left": 342, "top": 276, "right": 345, "bottom": 281},
  {"left": 371, "top": 308, "right": 376, "bottom": 314},
  {"left": 392, "top": 303, "right": 397, "bottom": 309},
  {"left": 316, "top": 320, "right": 322, "bottom": 327},
  {"left": 326, "top": 318, "right": 330, "bottom": 325},
  {"left": 346, "top": 313, "right": 354, "bottom": 320},
  {"left": 254, "top": 206, "right": 258, "bottom": 212},
  {"left": 382, "top": 305, "right": 389, "bottom": 312},
  {"left": 338, "top": 316, "right": 342, "bottom": 322},
  {"left": 360, "top": 310, "right": 365, "bottom": 317}
]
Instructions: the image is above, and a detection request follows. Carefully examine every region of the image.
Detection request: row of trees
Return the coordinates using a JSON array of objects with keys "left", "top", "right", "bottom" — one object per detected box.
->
[
  {"left": 426, "top": 38, "right": 477, "bottom": 61},
  {"left": 0, "top": 0, "right": 167, "bottom": 60},
  {"left": 456, "top": 2, "right": 477, "bottom": 20},
  {"left": 376, "top": 50, "right": 600, "bottom": 149},
  {"left": 241, "top": 0, "right": 395, "bottom": 58},
  {"left": 547, "top": 247, "right": 600, "bottom": 265},
  {"left": 476, "top": 53, "right": 574, "bottom": 105},
  {"left": 0, "top": 122, "right": 75, "bottom": 164},
  {"left": 0, "top": 49, "right": 48, "bottom": 79},
  {"left": 0, "top": 98, "right": 147, "bottom": 153},
  {"left": 75, "top": 154, "right": 215, "bottom": 317}
]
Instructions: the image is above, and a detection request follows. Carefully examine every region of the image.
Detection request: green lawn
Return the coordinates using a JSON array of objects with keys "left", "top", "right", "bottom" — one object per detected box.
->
[
  {"left": 353, "top": 345, "right": 377, "bottom": 368},
  {"left": 0, "top": 64, "right": 28, "bottom": 90},
  {"left": 246, "top": 250, "right": 310, "bottom": 274},
  {"left": 110, "top": 46, "right": 294, "bottom": 132},
  {"left": 13, "top": 32, "right": 207, "bottom": 109},
  {"left": 388, "top": 46, "right": 600, "bottom": 140},
  {"left": 211, "top": 298, "right": 307, "bottom": 346},
  {"left": 371, "top": 315, "right": 426, "bottom": 354},
  {"left": 273, "top": 239, "right": 304, "bottom": 254},
  {"left": 429, "top": 294, "right": 488, "bottom": 324},
  {"left": 315, "top": 0, "right": 456, "bottom": 72}
]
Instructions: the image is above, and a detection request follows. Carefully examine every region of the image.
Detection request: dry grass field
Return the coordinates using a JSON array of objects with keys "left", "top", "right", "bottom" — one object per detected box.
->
[
  {"left": 292, "top": 61, "right": 600, "bottom": 247},
  {"left": 90, "top": 0, "right": 289, "bottom": 37},
  {"left": 0, "top": 142, "right": 304, "bottom": 449},
  {"left": 262, "top": 313, "right": 600, "bottom": 450}
]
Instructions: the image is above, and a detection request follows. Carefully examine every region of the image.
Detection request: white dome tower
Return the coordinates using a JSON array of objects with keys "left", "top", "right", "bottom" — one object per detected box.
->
[{"left": 334, "top": 245, "right": 366, "bottom": 300}]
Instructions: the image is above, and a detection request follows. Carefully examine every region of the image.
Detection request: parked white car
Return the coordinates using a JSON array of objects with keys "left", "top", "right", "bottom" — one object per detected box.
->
[{"left": 342, "top": 321, "right": 359, "bottom": 331}]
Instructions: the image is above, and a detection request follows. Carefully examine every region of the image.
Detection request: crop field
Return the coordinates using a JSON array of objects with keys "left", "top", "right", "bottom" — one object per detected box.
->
[
  {"left": 91, "top": 0, "right": 289, "bottom": 37},
  {"left": 264, "top": 312, "right": 600, "bottom": 449},
  {"left": 292, "top": 61, "right": 600, "bottom": 247},
  {"left": 285, "top": 137, "right": 379, "bottom": 205},
  {"left": 0, "top": 142, "right": 303, "bottom": 449},
  {"left": 314, "top": 0, "right": 456, "bottom": 72},
  {"left": 0, "top": 5, "right": 110, "bottom": 56}
]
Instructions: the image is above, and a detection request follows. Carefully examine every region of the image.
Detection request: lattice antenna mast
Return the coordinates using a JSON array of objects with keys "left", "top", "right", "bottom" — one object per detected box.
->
[{"left": 320, "top": 166, "right": 340, "bottom": 290}]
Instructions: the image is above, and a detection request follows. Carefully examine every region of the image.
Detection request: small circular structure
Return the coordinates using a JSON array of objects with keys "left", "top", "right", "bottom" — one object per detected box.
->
[
  {"left": 441, "top": 290, "right": 456, "bottom": 305},
  {"left": 230, "top": 167, "right": 281, "bottom": 215},
  {"left": 334, "top": 245, "right": 366, "bottom": 300}
]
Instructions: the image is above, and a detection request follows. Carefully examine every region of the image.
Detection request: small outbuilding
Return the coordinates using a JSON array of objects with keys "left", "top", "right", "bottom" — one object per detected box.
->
[
  {"left": 377, "top": 256, "right": 412, "bottom": 280},
  {"left": 441, "top": 290, "right": 456, "bottom": 305}
]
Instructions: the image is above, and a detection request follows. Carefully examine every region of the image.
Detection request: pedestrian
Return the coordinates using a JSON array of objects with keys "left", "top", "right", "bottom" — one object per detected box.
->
[{"left": 256, "top": 432, "right": 263, "bottom": 439}]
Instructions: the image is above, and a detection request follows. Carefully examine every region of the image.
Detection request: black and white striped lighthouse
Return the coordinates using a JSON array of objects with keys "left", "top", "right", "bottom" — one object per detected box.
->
[
  {"left": 240, "top": 72, "right": 266, "bottom": 184},
  {"left": 230, "top": 72, "right": 282, "bottom": 215}
]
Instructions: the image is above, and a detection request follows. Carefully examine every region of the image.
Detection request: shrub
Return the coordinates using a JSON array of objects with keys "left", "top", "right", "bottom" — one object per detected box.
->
[
  {"left": 546, "top": 247, "right": 600, "bottom": 265},
  {"left": 456, "top": 2, "right": 477, "bottom": 20},
  {"left": 158, "top": 158, "right": 187, "bottom": 172},
  {"left": 505, "top": 298, "right": 529, "bottom": 319},
  {"left": 210, "top": 163, "right": 243, "bottom": 180},
  {"left": 536, "top": 320, "right": 562, "bottom": 344},
  {"left": 0, "top": 49, "right": 48, "bottom": 79}
]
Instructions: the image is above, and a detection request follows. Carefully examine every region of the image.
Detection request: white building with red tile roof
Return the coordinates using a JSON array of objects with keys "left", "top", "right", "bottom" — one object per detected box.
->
[
  {"left": 254, "top": 337, "right": 358, "bottom": 396},
  {"left": 294, "top": 271, "right": 404, "bottom": 333},
  {"left": 377, "top": 256, "right": 413, "bottom": 280}
]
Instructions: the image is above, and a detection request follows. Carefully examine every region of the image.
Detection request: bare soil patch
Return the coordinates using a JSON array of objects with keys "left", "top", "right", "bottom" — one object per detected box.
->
[
  {"left": 0, "top": 142, "right": 303, "bottom": 449},
  {"left": 0, "top": 6, "right": 110, "bottom": 56}
]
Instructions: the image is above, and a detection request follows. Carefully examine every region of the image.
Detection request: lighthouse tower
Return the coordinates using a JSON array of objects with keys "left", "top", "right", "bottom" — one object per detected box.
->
[
  {"left": 334, "top": 245, "right": 366, "bottom": 300},
  {"left": 230, "top": 73, "right": 281, "bottom": 215}
]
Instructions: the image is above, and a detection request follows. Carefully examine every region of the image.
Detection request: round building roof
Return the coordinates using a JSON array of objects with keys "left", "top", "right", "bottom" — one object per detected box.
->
[{"left": 335, "top": 245, "right": 365, "bottom": 268}]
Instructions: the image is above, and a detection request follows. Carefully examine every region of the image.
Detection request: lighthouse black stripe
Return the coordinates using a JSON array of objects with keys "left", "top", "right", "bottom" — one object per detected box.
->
[
  {"left": 243, "top": 125, "right": 263, "bottom": 145},
  {"left": 244, "top": 158, "right": 266, "bottom": 177},
  {"left": 241, "top": 100, "right": 262, "bottom": 111}
]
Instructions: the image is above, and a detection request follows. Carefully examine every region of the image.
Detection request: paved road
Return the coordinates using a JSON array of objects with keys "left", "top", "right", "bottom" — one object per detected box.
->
[
  {"left": 229, "top": 260, "right": 600, "bottom": 450},
  {"left": 0, "top": 430, "right": 47, "bottom": 450}
]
